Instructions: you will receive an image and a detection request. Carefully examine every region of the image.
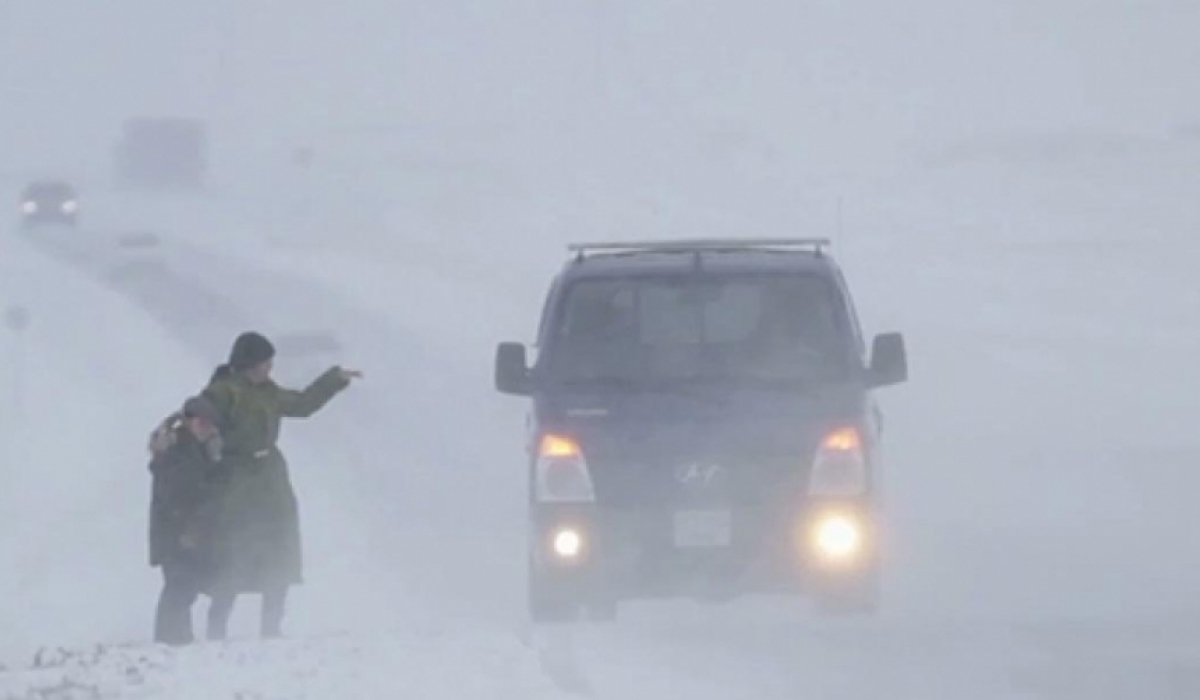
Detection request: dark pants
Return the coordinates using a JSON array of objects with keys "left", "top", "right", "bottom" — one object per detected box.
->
[
  {"left": 156, "top": 565, "right": 288, "bottom": 644},
  {"left": 154, "top": 565, "right": 201, "bottom": 646},
  {"left": 206, "top": 584, "right": 290, "bottom": 640}
]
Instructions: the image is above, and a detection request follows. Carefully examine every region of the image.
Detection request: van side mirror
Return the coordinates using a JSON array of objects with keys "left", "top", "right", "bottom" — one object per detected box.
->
[
  {"left": 495, "top": 342, "right": 531, "bottom": 395},
  {"left": 868, "top": 332, "right": 907, "bottom": 387}
]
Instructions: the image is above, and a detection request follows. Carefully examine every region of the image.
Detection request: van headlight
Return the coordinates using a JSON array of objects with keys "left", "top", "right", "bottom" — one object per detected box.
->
[
  {"left": 534, "top": 434, "right": 595, "bottom": 503},
  {"left": 808, "top": 427, "right": 867, "bottom": 496},
  {"left": 20, "top": 201, "right": 37, "bottom": 214}
]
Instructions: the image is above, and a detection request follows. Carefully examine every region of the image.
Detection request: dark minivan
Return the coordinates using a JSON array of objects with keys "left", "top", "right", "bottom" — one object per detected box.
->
[{"left": 495, "top": 238, "right": 907, "bottom": 622}]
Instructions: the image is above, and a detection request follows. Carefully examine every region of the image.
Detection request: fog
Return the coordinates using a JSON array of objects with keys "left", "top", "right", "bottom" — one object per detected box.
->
[{"left": 1, "top": 1, "right": 1199, "bottom": 698}]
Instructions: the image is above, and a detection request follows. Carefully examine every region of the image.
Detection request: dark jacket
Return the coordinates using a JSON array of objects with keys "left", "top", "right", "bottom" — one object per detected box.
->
[
  {"left": 201, "top": 365, "right": 349, "bottom": 592},
  {"left": 147, "top": 414, "right": 225, "bottom": 573}
]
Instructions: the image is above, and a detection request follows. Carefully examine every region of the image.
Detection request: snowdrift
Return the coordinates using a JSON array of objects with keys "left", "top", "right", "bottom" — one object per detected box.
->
[{"left": 0, "top": 629, "right": 565, "bottom": 700}]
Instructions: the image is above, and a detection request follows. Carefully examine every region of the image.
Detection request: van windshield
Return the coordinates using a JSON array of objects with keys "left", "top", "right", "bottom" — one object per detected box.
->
[{"left": 542, "top": 273, "right": 854, "bottom": 387}]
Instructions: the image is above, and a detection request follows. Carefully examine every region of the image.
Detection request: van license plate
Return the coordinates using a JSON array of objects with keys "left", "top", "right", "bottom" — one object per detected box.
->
[{"left": 673, "top": 510, "right": 732, "bottom": 547}]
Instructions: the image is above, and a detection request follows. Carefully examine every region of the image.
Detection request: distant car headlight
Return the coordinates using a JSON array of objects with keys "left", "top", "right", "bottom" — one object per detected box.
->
[
  {"left": 60, "top": 200, "right": 78, "bottom": 213},
  {"left": 20, "top": 201, "right": 37, "bottom": 215}
]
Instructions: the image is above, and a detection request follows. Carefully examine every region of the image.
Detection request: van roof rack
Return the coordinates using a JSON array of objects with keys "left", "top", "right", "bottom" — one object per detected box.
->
[{"left": 567, "top": 237, "right": 831, "bottom": 261}]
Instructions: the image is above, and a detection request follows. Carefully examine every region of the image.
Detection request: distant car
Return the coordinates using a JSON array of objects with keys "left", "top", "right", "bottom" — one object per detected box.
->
[
  {"left": 19, "top": 180, "right": 79, "bottom": 228},
  {"left": 495, "top": 238, "right": 908, "bottom": 622}
]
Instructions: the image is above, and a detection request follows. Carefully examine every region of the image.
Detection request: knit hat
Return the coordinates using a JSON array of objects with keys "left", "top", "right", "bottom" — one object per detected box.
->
[
  {"left": 182, "top": 395, "right": 222, "bottom": 425},
  {"left": 229, "top": 331, "right": 275, "bottom": 372}
]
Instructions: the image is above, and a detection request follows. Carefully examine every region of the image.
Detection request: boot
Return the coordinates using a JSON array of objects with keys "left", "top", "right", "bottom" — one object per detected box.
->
[
  {"left": 154, "top": 567, "right": 198, "bottom": 646},
  {"left": 260, "top": 585, "right": 288, "bottom": 639},
  {"left": 207, "top": 591, "right": 236, "bottom": 641}
]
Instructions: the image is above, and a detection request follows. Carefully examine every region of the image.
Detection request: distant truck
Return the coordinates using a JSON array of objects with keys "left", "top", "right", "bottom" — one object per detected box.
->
[{"left": 113, "top": 118, "right": 207, "bottom": 191}]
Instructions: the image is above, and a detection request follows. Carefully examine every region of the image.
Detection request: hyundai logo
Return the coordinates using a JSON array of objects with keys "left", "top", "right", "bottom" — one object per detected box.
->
[{"left": 675, "top": 462, "right": 723, "bottom": 488}]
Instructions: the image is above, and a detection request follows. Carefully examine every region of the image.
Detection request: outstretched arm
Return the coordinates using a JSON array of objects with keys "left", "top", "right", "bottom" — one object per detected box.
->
[{"left": 277, "top": 366, "right": 353, "bottom": 418}]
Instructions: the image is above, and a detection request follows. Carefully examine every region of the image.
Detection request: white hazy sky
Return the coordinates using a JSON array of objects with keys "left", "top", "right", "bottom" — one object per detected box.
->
[{"left": 3, "top": 0, "right": 1197, "bottom": 181}]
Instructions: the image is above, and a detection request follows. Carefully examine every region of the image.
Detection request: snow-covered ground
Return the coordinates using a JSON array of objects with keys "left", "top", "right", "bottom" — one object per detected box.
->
[
  {"left": 0, "top": 230, "right": 204, "bottom": 662},
  {"left": 0, "top": 628, "right": 567, "bottom": 700}
]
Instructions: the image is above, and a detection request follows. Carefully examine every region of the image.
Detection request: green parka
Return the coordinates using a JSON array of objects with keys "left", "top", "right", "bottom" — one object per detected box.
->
[{"left": 202, "top": 365, "right": 350, "bottom": 592}]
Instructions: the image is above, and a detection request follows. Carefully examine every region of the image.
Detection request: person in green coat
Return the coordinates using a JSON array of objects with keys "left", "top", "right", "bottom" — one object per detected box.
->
[{"left": 202, "top": 331, "right": 361, "bottom": 639}]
